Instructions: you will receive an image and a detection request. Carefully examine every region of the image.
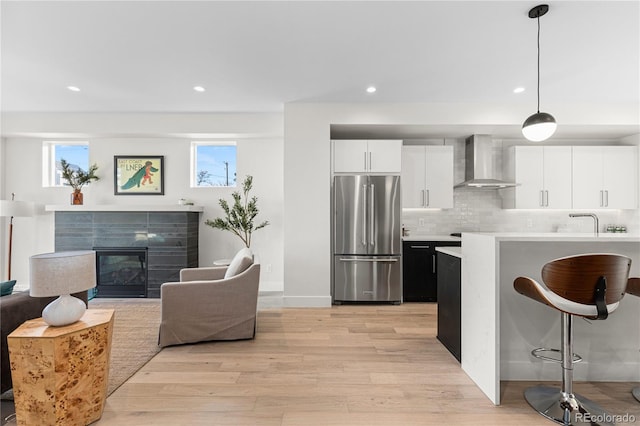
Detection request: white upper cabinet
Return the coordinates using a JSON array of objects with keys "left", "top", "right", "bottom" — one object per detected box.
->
[
  {"left": 572, "top": 146, "right": 638, "bottom": 209},
  {"left": 401, "top": 145, "right": 454, "bottom": 208},
  {"left": 333, "top": 140, "right": 402, "bottom": 174},
  {"left": 502, "top": 146, "right": 572, "bottom": 209}
]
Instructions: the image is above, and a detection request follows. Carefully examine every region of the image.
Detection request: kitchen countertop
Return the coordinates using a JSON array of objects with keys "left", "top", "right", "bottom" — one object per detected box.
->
[
  {"left": 402, "top": 235, "right": 461, "bottom": 242},
  {"left": 464, "top": 232, "right": 639, "bottom": 242},
  {"left": 435, "top": 246, "right": 462, "bottom": 258}
]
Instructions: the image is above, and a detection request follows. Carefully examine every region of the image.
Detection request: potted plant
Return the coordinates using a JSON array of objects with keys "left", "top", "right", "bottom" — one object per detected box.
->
[
  {"left": 60, "top": 159, "right": 100, "bottom": 205},
  {"left": 205, "top": 175, "right": 269, "bottom": 248}
]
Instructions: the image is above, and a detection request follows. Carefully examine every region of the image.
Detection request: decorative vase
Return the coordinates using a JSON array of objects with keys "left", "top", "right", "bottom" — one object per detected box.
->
[{"left": 71, "top": 190, "right": 83, "bottom": 205}]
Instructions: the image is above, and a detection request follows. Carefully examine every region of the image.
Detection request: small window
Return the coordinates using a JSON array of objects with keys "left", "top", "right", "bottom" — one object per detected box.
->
[
  {"left": 191, "top": 142, "right": 237, "bottom": 187},
  {"left": 42, "top": 141, "right": 90, "bottom": 187}
]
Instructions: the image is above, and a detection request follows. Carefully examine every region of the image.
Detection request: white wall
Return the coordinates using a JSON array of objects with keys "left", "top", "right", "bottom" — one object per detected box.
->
[
  {"left": 282, "top": 102, "right": 640, "bottom": 307},
  {"left": 0, "top": 113, "right": 284, "bottom": 292}
]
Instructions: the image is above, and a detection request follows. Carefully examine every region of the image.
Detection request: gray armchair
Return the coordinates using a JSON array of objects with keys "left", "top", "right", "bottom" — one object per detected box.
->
[{"left": 158, "top": 262, "right": 260, "bottom": 347}]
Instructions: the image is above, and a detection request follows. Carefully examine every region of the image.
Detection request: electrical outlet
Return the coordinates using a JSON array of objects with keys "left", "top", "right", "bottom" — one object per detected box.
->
[
  {"left": 526, "top": 218, "right": 533, "bottom": 228},
  {"left": 266, "top": 264, "right": 272, "bottom": 273},
  {"left": 418, "top": 218, "right": 425, "bottom": 227}
]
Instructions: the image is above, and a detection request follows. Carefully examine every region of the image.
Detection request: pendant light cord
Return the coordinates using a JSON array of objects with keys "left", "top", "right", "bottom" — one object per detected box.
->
[{"left": 536, "top": 14, "right": 541, "bottom": 114}]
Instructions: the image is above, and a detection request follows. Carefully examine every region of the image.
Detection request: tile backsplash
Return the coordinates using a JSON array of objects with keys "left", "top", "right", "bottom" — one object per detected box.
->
[{"left": 402, "top": 138, "right": 639, "bottom": 235}]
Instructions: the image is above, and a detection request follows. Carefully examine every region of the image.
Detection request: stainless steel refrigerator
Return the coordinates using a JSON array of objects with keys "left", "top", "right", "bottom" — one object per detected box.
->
[{"left": 333, "top": 175, "right": 402, "bottom": 303}]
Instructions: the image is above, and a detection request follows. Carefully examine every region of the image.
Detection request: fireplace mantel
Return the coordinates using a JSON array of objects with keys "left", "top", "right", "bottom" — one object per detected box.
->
[{"left": 46, "top": 204, "right": 204, "bottom": 212}]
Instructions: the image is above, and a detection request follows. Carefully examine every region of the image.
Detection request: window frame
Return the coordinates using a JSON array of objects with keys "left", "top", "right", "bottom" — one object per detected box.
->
[
  {"left": 190, "top": 141, "right": 238, "bottom": 188},
  {"left": 42, "top": 141, "right": 90, "bottom": 187}
]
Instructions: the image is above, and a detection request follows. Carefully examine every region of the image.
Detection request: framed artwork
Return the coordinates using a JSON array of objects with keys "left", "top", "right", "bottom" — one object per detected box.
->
[{"left": 114, "top": 156, "right": 164, "bottom": 195}]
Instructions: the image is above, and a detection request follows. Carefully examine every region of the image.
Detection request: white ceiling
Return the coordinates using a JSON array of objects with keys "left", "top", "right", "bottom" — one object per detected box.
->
[{"left": 1, "top": 1, "right": 639, "bottom": 138}]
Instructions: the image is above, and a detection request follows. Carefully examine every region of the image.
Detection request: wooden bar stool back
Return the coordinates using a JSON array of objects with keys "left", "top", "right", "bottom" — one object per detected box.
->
[{"left": 514, "top": 253, "right": 631, "bottom": 426}]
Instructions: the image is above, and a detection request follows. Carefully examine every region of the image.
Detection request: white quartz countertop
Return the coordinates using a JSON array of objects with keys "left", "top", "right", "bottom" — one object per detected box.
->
[
  {"left": 45, "top": 204, "right": 204, "bottom": 212},
  {"left": 464, "top": 232, "right": 640, "bottom": 242},
  {"left": 436, "top": 246, "right": 462, "bottom": 258},
  {"left": 402, "top": 235, "right": 461, "bottom": 242}
]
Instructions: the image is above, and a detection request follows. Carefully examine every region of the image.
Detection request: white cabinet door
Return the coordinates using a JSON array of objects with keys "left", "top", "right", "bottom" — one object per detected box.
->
[
  {"left": 401, "top": 145, "right": 453, "bottom": 208},
  {"left": 572, "top": 147, "right": 604, "bottom": 209},
  {"left": 401, "top": 146, "right": 426, "bottom": 208},
  {"left": 367, "top": 140, "right": 402, "bottom": 173},
  {"left": 506, "top": 146, "right": 571, "bottom": 209},
  {"left": 333, "top": 140, "right": 401, "bottom": 174},
  {"left": 424, "top": 146, "right": 454, "bottom": 208},
  {"left": 514, "top": 147, "right": 545, "bottom": 209},
  {"left": 333, "top": 140, "right": 368, "bottom": 173},
  {"left": 573, "top": 146, "right": 638, "bottom": 209},
  {"left": 543, "top": 147, "right": 572, "bottom": 209},
  {"left": 602, "top": 146, "right": 638, "bottom": 209}
]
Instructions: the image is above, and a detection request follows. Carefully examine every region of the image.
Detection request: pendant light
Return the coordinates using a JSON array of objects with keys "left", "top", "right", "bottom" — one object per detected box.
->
[{"left": 522, "top": 4, "right": 557, "bottom": 142}]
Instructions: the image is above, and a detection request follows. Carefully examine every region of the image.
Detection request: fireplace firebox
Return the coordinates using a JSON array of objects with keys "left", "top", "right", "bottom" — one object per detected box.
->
[{"left": 94, "top": 247, "right": 148, "bottom": 298}]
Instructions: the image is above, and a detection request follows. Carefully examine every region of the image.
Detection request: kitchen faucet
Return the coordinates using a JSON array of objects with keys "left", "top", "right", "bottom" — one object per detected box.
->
[{"left": 569, "top": 213, "right": 599, "bottom": 235}]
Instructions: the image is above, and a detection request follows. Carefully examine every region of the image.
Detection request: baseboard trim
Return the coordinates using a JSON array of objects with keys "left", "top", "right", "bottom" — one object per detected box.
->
[{"left": 282, "top": 295, "right": 332, "bottom": 308}]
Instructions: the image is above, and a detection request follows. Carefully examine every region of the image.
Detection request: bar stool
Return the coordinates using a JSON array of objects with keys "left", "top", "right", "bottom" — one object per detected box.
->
[
  {"left": 513, "top": 253, "right": 631, "bottom": 425},
  {"left": 626, "top": 277, "right": 640, "bottom": 402}
]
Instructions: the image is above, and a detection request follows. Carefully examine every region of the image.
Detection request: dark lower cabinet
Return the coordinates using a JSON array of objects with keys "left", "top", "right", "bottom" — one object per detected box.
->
[
  {"left": 436, "top": 251, "right": 461, "bottom": 362},
  {"left": 402, "top": 241, "right": 460, "bottom": 302}
]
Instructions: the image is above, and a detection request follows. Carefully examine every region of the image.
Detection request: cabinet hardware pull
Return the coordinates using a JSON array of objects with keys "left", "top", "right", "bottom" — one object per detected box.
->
[
  {"left": 545, "top": 190, "right": 549, "bottom": 207},
  {"left": 540, "top": 190, "right": 544, "bottom": 207},
  {"left": 369, "top": 152, "right": 372, "bottom": 171},
  {"left": 605, "top": 190, "right": 609, "bottom": 207},
  {"left": 426, "top": 189, "right": 430, "bottom": 207},
  {"left": 421, "top": 190, "right": 425, "bottom": 207},
  {"left": 432, "top": 254, "right": 436, "bottom": 273},
  {"left": 410, "top": 246, "right": 431, "bottom": 249},
  {"left": 599, "top": 190, "right": 603, "bottom": 207},
  {"left": 364, "top": 152, "right": 367, "bottom": 170}
]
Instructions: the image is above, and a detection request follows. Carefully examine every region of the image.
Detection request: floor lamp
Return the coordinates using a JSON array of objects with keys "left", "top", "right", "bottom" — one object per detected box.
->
[{"left": 0, "top": 193, "right": 34, "bottom": 280}]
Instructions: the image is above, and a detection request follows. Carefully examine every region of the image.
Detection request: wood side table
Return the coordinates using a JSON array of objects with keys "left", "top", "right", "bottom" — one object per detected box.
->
[{"left": 8, "top": 309, "right": 115, "bottom": 426}]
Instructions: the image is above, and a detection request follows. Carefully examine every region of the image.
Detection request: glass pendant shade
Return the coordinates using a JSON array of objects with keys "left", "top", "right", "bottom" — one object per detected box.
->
[{"left": 522, "top": 111, "right": 557, "bottom": 142}]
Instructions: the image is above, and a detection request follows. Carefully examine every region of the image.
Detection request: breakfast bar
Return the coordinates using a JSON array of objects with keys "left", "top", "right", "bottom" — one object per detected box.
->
[{"left": 460, "top": 232, "right": 640, "bottom": 405}]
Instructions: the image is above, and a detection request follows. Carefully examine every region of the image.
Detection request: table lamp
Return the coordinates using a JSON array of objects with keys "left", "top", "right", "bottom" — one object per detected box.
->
[
  {"left": 0, "top": 193, "right": 34, "bottom": 280},
  {"left": 30, "top": 251, "right": 96, "bottom": 326}
]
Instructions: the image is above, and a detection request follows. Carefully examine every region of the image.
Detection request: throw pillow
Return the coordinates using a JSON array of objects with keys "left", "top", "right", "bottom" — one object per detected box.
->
[
  {"left": 224, "top": 248, "right": 253, "bottom": 279},
  {"left": 0, "top": 280, "right": 17, "bottom": 296}
]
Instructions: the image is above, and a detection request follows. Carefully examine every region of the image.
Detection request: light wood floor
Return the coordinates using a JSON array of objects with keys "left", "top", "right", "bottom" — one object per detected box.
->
[{"left": 98, "top": 303, "right": 640, "bottom": 425}]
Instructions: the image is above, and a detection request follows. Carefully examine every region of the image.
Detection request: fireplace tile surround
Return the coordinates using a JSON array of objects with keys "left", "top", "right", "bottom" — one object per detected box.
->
[{"left": 51, "top": 207, "right": 200, "bottom": 298}]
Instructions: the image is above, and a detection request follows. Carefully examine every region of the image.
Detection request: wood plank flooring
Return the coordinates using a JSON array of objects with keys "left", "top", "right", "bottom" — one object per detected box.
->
[{"left": 98, "top": 303, "right": 640, "bottom": 425}]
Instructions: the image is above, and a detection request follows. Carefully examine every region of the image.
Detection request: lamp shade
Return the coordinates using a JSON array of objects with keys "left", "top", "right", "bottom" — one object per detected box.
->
[
  {"left": 30, "top": 251, "right": 96, "bottom": 297},
  {"left": 0, "top": 200, "right": 34, "bottom": 218},
  {"left": 522, "top": 111, "right": 557, "bottom": 142}
]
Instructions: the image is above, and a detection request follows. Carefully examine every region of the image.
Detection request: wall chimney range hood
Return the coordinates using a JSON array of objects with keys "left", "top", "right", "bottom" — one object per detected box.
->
[{"left": 454, "top": 135, "right": 517, "bottom": 189}]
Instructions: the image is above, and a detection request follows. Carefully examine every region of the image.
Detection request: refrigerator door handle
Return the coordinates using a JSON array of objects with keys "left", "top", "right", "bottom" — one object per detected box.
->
[
  {"left": 370, "top": 184, "right": 375, "bottom": 246},
  {"left": 361, "top": 184, "right": 367, "bottom": 246},
  {"left": 338, "top": 258, "right": 399, "bottom": 263}
]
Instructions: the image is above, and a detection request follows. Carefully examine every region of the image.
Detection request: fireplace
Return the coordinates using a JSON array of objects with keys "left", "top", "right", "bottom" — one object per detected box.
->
[
  {"left": 94, "top": 247, "right": 148, "bottom": 298},
  {"left": 53, "top": 209, "right": 200, "bottom": 297}
]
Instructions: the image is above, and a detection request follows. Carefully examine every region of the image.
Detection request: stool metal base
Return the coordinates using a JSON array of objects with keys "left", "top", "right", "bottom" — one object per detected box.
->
[
  {"left": 524, "top": 385, "right": 615, "bottom": 426},
  {"left": 633, "top": 387, "right": 640, "bottom": 403}
]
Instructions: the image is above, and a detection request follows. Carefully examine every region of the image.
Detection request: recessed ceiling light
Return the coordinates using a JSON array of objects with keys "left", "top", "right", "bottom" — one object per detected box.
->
[
  {"left": 67, "top": 86, "right": 81, "bottom": 92},
  {"left": 366, "top": 86, "right": 377, "bottom": 93},
  {"left": 513, "top": 87, "right": 525, "bottom": 94},
  {"left": 193, "top": 86, "right": 206, "bottom": 92}
]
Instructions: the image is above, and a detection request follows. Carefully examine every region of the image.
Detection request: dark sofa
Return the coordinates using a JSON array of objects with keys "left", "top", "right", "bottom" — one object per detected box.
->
[{"left": 0, "top": 291, "right": 88, "bottom": 393}]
